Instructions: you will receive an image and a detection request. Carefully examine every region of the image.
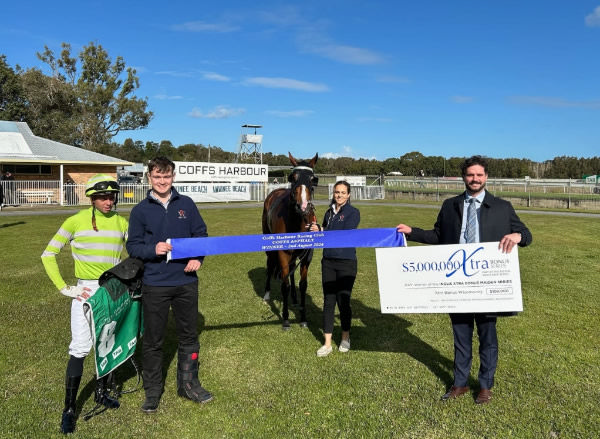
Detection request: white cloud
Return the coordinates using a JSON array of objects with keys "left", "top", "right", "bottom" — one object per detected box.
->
[
  {"left": 509, "top": 96, "right": 600, "bottom": 109},
  {"left": 154, "top": 94, "right": 184, "bottom": 100},
  {"left": 171, "top": 21, "right": 239, "bottom": 33},
  {"left": 202, "top": 71, "right": 231, "bottom": 82},
  {"left": 155, "top": 70, "right": 195, "bottom": 78},
  {"left": 242, "top": 77, "right": 329, "bottom": 92},
  {"left": 265, "top": 109, "right": 314, "bottom": 118},
  {"left": 155, "top": 70, "right": 230, "bottom": 81},
  {"left": 321, "top": 146, "right": 354, "bottom": 159},
  {"left": 188, "top": 105, "right": 246, "bottom": 119},
  {"left": 306, "top": 43, "right": 384, "bottom": 65},
  {"left": 296, "top": 28, "right": 385, "bottom": 65},
  {"left": 258, "top": 5, "right": 303, "bottom": 27},
  {"left": 451, "top": 95, "right": 475, "bottom": 104},
  {"left": 254, "top": 8, "right": 386, "bottom": 66},
  {"left": 585, "top": 6, "right": 600, "bottom": 27},
  {"left": 321, "top": 146, "right": 376, "bottom": 160}
]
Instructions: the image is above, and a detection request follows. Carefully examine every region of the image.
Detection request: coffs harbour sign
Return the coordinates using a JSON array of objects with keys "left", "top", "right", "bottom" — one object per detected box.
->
[{"left": 173, "top": 161, "right": 268, "bottom": 183}]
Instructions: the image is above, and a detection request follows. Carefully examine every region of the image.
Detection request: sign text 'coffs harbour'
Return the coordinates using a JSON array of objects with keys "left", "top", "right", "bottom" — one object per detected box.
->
[{"left": 173, "top": 161, "right": 268, "bottom": 182}]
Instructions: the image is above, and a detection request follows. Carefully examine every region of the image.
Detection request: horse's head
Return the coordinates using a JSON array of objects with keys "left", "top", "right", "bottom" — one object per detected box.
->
[{"left": 287, "top": 152, "right": 318, "bottom": 220}]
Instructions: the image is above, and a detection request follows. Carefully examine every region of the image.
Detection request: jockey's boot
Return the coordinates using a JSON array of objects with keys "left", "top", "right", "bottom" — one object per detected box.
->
[
  {"left": 176, "top": 348, "right": 213, "bottom": 404},
  {"left": 60, "top": 376, "right": 81, "bottom": 434},
  {"left": 94, "top": 375, "right": 120, "bottom": 409}
]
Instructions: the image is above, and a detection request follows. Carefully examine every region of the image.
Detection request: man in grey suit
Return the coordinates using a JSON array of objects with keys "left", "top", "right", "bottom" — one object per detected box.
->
[{"left": 396, "top": 155, "right": 532, "bottom": 404}]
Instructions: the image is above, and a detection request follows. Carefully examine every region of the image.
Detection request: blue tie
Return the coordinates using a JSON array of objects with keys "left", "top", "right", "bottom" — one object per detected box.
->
[{"left": 466, "top": 198, "right": 477, "bottom": 243}]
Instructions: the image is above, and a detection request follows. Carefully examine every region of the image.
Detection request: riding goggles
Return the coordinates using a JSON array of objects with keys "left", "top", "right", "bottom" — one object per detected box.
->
[{"left": 91, "top": 181, "right": 120, "bottom": 191}]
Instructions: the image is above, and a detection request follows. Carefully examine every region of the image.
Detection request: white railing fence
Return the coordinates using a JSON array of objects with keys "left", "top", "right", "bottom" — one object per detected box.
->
[
  {"left": 327, "top": 184, "right": 385, "bottom": 200},
  {"left": 1, "top": 181, "right": 275, "bottom": 207},
  {"left": 1, "top": 178, "right": 598, "bottom": 209}
]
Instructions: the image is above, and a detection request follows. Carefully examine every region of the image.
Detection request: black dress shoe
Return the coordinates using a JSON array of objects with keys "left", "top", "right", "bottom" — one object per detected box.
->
[
  {"left": 475, "top": 388, "right": 492, "bottom": 404},
  {"left": 141, "top": 396, "right": 160, "bottom": 413},
  {"left": 441, "top": 385, "right": 470, "bottom": 401}
]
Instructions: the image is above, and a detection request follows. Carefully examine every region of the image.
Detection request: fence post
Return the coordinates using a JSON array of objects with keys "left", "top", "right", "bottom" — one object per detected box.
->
[{"left": 568, "top": 179, "right": 571, "bottom": 209}]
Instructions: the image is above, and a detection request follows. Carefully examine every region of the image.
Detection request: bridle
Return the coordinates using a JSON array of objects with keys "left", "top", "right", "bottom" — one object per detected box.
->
[{"left": 288, "top": 166, "right": 318, "bottom": 225}]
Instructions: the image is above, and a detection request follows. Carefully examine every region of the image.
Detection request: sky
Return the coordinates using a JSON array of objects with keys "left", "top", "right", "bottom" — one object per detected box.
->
[{"left": 2, "top": 1, "right": 599, "bottom": 162}]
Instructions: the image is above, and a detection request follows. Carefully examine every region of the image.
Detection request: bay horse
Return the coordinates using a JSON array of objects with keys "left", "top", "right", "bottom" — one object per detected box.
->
[{"left": 262, "top": 152, "right": 319, "bottom": 330}]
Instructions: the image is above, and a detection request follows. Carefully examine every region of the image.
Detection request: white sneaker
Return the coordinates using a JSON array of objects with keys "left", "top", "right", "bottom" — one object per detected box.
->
[
  {"left": 316, "top": 345, "right": 333, "bottom": 357},
  {"left": 338, "top": 339, "right": 351, "bottom": 353}
]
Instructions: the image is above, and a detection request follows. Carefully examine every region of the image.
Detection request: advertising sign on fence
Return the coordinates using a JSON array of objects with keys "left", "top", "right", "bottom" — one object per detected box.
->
[
  {"left": 173, "top": 161, "right": 268, "bottom": 182},
  {"left": 173, "top": 183, "right": 251, "bottom": 202},
  {"left": 336, "top": 175, "right": 366, "bottom": 186}
]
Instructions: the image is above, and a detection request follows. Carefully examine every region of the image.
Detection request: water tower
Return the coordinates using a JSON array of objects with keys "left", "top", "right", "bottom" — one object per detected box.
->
[{"left": 236, "top": 124, "right": 263, "bottom": 164}]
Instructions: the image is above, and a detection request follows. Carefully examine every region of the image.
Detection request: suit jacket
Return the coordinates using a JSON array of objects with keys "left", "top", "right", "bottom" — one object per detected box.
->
[
  {"left": 408, "top": 190, "right": 532, "bottom": 246},
  {"left": 407, "top": 190, "right": 532, "bottom": 317}
]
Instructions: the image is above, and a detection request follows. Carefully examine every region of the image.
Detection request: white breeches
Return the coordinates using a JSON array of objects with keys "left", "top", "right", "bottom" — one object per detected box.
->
[{"left": 68, "top": 279, "right": 99, "bottom": 358}]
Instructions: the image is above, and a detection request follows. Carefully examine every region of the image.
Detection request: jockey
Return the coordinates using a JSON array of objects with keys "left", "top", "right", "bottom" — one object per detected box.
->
[{"left": 41, "top": 174, "right": 128, "bottom": 435}]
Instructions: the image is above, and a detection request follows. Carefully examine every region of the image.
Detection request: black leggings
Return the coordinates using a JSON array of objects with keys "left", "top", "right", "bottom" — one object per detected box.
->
[{"left": 322, "top": 258, "right": 357, "bottom": 333}]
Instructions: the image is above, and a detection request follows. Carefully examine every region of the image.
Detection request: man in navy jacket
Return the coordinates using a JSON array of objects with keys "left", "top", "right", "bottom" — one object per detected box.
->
[
  {"left": 397, "top": 155, "right": 532, "bottom": 404},
  {"left": 127, "top": 156, "right": 212, "bottom": 413}
]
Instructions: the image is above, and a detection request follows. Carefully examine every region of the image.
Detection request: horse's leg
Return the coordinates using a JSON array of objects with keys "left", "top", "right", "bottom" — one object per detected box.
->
[
  {"left": 262, "top": 198, "right": 274, "bottom": 301},
  {"left": 264, "top": 252, "right": 274, "bottom": 301},
  {"left": 279, "top": 253, "right": 291, "bottom": 330},
  {"left": 298, "top": 263, "right": 309, "bottom": 328},
  {"left": 289, "top": 268, "right": 298, "bottom": 306}
]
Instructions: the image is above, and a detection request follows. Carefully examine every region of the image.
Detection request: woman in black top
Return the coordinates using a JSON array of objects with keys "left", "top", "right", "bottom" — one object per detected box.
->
[{"left": 310, "top": 181, "right": 360, "bottom": 357}]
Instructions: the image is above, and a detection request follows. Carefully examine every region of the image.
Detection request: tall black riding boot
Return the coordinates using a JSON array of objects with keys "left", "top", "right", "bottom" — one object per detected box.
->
[
  {"left": 94, "top": 374, "right": 120, "bottom": 409},
  {"left": 177, "top": 349, "right": 213, "bottom": 403},
  {"left": 61, "top": 376, "right": 81, "bottom": 434}
]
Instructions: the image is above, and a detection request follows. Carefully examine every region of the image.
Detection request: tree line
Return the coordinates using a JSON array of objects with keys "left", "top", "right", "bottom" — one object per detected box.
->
[
  {"left": 1, "top": 43, "right": 152, "bottom": 151},
  {"left": 1, "top": 44, "right": 598, "bottom": 179},
  {"left": 105, "top": 143, "right": 599, "bottom": 180}
]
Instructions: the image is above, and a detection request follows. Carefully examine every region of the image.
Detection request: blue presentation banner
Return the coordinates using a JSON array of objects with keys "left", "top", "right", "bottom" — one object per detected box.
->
[{"left": 168, "top": 228, "right": 405, "bottom": 260}]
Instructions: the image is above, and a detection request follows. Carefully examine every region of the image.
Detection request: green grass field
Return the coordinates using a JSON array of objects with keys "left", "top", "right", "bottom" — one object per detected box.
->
[{"left": 1, "top": 205, "right": 599, "bottom": 438}]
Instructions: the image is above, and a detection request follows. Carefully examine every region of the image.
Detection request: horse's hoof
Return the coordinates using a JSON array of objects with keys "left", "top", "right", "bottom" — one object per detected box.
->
[
  {"left": 299, "top": 321, "right": 308, "bottom": 328},
  {"left": 263, "top": 292, "right": 270, "bottom": 301},
  {"left": 282, "top": 321, "right": 291, "bottom": 331}
]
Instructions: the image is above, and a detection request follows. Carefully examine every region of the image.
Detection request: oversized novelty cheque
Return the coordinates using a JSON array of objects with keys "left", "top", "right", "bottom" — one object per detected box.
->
[{"left": 376, "top": 242, "right": 523, "bottom": 313}]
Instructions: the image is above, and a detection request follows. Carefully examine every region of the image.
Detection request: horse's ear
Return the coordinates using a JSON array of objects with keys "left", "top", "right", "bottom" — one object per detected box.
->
[
  {"left": 309, "top": 153, "right": 318, "bottom": 168},
  {"left": 288, "top": 152, "right": 298, "bottom": 167}
]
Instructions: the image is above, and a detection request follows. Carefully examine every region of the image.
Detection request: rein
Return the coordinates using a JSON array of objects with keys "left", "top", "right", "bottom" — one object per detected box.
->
[{"left": 281, "top": 193, "right": 316, "bottom": 282}]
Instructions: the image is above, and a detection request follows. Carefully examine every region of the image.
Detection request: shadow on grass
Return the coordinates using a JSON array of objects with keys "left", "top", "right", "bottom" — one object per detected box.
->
[
  {"left": 199, "top": 266, "right": 325, "bottom": 339},
  {"left": 0, "top": 221, "right": 25, "bottom": 228},
  {"left": 350, "top": 299, "right": 454, "bottom": 386},
  {"left": 246, "top": 266, "right": 324, "bottom": 340},
  {"left": 202, "top": 265, "right": 453, "bottom": 387},
  {"left": 77, "top": 355, "right": 142, "bottom": 420},
  {"left": 76, "top": 309, "right": 206, "bottom": 418},
  {"left": 247, "top": 265, "right": 453, "bottom": 386}
]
